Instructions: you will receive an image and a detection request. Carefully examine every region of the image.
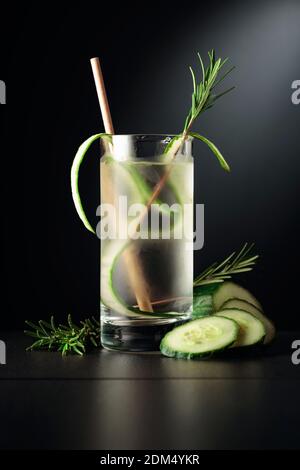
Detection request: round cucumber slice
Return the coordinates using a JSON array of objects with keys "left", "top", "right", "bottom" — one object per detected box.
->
[
  {"left": 213, "top": 282, "right": 263, "bottom": 312},
  {"left": 101, "top": 239, "right": 186, "bottom": 319},
  {"left": 216, "top": 308, "right": 265, "bottom": 347},
  {"left": 160, "top": 316, "right": 239, "bottom": 359},
  {"left": 193, "top": 281, "right": 263, "bottom": 317},
  {"left": 221, "top": 299, "right": 275, "bottom": 344}
]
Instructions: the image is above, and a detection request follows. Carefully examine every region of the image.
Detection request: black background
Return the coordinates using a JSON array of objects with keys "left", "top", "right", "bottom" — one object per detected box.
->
[{"left": 1, "top": 0, "right": 300, "bottom": 330}]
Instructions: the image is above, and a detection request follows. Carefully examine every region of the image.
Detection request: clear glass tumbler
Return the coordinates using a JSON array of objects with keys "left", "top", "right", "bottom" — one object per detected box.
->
[{"left": 100, "top": 135, "right": 194, "bottom": 351}]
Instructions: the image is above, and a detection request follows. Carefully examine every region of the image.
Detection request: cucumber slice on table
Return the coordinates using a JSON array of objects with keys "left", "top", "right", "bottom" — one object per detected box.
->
[
  {"left": 221, "top": 299, "right": 275, "bottom": 344},
  {"left": 213, "top": 281, "right": 263, "bottom": 312},
  {"left": 193, "top": 284, "right": 216, "bottom": 317},
  {"left": 193, "top": 281, "right": 263, "bottom": 318},
  {"left": 216, "top": 309, "right": 266, "bottom": 347},
  {"left": 160, "top": 316, "right": 239, "bottom": 359}
]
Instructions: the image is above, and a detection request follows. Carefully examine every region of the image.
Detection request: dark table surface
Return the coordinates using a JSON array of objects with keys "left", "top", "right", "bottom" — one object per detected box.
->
[{"left": 0, "top": 331, "right": 299, "bottom": 450}]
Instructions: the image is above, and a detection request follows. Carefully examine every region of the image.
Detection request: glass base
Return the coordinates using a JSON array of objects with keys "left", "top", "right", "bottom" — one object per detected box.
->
[{"left": 101, "top": 319, "right": 183, "bottom": 352}]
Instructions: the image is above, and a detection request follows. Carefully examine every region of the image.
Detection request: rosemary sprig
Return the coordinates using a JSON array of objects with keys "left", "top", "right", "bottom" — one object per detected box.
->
[
  {"left": 25, "top": 315, "right": 100, "bottom": 356},
  {"left": 166, "top": 49, "right": 234, "bottom": 171},
  {"left": 193, "top": 243, "right": 259, "bottom": 286},
  {"left": 183, "top": 50, "right": 235, "bottom": 135}
]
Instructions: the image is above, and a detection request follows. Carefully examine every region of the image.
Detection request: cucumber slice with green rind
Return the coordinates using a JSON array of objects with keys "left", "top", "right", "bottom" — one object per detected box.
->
[
  {"left": 216, "top": 308, "right": 265, "bottom": 347},
  {"left": 194, "top": 284, "right": 220, "bottom": 296},
  {"left": 194, "top": 281, "right": 264, "bottom": 314},
  {"left": 111, "top": 160, "right": 173, "bottom": 215},
  {"left": 193, "top": 283, "right": 219, "bottom": 318},
  {"left": 192, "top": 294, "right": 214, "bottom": 318},
  {"left": 101, "top": 240, "right": 136, "bottom": 317},
  {"left": 213, "top": 282, "right": 263, "bottom": 312},
  {"left": 71, "top": 133, "right": 111, "bottom": 233},
  {"left": 221, "top": 299, "right": 275, "bottom": 344},
  {"left": 101, "top": 239, "right": 188, "bottom": 319},
  {"left": 160, "top": 316, "right": 239, "bottom": 359},
  {"left": 192, "top": 283, "right": 273, "bottom": 345}
]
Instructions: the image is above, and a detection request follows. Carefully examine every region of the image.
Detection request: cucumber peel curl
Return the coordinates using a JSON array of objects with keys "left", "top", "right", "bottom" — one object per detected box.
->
[{"left": 71, "top": 133, "right": 111, "bottom": 234}]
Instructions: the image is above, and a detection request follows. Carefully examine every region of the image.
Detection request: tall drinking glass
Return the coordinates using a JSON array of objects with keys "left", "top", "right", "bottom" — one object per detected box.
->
[{"left": 100, "top": 135, "right": 194, "bottom": 351}]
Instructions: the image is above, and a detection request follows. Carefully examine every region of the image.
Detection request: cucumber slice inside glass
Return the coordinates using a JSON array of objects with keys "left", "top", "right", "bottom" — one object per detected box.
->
[{"left": 101, "top": 239, "right": 186, "bottom": 319}]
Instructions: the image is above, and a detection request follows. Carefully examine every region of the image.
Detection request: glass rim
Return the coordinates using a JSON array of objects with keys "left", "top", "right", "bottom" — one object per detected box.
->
[
  {"left": 110, "top": 134, "right": 194, "bottom": 141},
  {"left": 102, "top": 134, "right": 194, "bottom": 161}
]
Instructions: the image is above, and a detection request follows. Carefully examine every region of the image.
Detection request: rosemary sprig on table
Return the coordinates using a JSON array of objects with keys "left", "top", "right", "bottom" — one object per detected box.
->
[
  {"left": 25, "top": 315, "right": 100, "bottom": 356},
  {"left": 25, "top": 244, "right": 258, "bottom": 355},
  {"left": 194, "top": 243, "right": 259, "bottom": 286}
]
